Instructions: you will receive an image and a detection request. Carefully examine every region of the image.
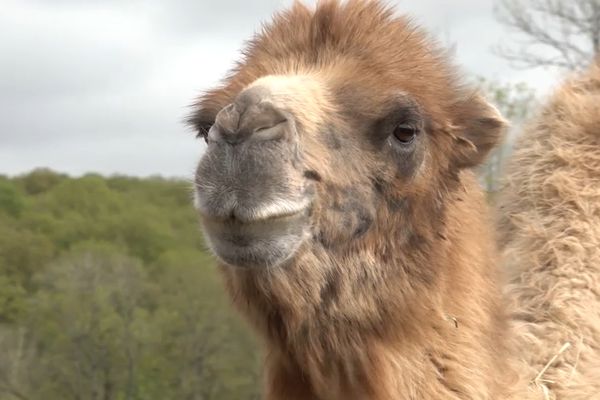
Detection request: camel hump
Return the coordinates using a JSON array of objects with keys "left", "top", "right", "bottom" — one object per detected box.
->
[{"left": 498, "top": 61, "right": 600, "bottom": 399}]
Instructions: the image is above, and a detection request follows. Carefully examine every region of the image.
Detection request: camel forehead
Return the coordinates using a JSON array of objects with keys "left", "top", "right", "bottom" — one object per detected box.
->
[
  {"left": 246, "top": 74, "right": 328, "bottom": 100},
  {"left": 244, "top": 74, "right": 335, "bottom": 130}
]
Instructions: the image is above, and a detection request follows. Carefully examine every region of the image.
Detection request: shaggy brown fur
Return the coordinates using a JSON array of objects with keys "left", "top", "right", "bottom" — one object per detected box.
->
[
  {"left": 190, "top": 1, "right": 598, "bottom": 399},
  {"left": 498, "top": 63, "right": 600, "bottom": 399}
]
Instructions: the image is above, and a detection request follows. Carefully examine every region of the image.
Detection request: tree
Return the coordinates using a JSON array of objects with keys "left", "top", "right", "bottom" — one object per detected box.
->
[
  {"left": 0, "top": 326, "right": 36, "bottom": 400},
  {"left": 495, "top": 0, "right": 600, "bottom": 70},
  {"left": 17, "top": 169, "right": 66, "bottom": 196},
  {"left": 0, "top": 181, "right": 24, "bottom": 218},
  {"left": 147, "top": 249, "right": 261, "bottom": 400},
  {"left": 29, "top": 245, "right": 150, "bottom": 400},
  {"left": 0, "top": 276, "right": 27, "bottom": 323},
  {"left": 0, "top": 171, "right": 261, "bottom": 399}
]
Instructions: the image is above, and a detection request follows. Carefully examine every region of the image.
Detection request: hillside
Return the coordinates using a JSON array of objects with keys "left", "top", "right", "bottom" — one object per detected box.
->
[{"left": 0, "top": 169, "right": 260, "bottom": 400}]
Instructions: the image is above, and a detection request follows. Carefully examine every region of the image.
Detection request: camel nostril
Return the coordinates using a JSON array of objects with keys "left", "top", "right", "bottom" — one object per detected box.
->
[
  {"left": 207, "top": 123, "right": 248, "bottom": 145},
  {"left": 254, "top": 119, "right": 288, "bottom": 133},
  {"left": 251, "top": 119, "right": 289, "bottom": 141},
  {"left": 211, "top": 87, "right": 291, "bottom": 145},
  {"left": 214, "top": 103, "right": 240, "bottom": 133}
]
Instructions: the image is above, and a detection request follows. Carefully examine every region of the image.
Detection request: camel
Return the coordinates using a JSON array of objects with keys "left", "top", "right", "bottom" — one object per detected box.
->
[
  {"left": 498, "top": 62, "right": 600, "bottom": 399},
  {"left": 189, "top": 1, "right": 599, "bottom": 399}
]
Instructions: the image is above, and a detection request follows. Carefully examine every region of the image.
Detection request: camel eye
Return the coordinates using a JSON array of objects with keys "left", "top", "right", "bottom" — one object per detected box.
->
[{"left": 392, "top": 124, "right": 417, "bottom": 144}]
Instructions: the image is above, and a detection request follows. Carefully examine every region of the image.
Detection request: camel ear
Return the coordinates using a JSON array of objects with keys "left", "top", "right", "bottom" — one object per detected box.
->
[{"left": 451, "top": 95, "right": 507, "bottom": 169}]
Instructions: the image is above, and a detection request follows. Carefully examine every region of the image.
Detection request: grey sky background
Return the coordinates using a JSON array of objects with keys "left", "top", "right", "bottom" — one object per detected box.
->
[{"left": 0, "top": 0, "right": 562, "bottom": 178}]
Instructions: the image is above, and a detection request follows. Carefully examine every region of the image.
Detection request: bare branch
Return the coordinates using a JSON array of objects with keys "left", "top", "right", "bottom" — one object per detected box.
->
[{"left": 494, "top": 0, "right": 600, "bottom": 70}]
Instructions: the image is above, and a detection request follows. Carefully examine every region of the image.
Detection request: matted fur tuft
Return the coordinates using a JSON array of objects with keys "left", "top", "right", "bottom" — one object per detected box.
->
[{"left": 499, "top": 63, "right": 600, "bottom": 399}]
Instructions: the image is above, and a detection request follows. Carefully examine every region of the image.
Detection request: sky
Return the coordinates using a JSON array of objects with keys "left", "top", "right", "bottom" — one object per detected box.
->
[{"left": 0, "top": 0, "right": 562, "bottom": 178}]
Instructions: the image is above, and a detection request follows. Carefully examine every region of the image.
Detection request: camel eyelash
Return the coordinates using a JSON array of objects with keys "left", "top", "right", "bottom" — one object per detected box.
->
[{"left": 195, "top": 123, "right": 213, "bottom": 142}]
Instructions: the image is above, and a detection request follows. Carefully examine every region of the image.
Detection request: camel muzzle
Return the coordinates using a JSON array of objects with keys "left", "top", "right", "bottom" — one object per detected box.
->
[{"left": 194, "top": 86, "right": 313, "bottom": 268}]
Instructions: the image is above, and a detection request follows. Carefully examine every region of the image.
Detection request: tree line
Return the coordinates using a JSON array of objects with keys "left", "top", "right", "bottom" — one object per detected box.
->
[{"left": 0, "top": 169, "right": 261, "bottom": 400}]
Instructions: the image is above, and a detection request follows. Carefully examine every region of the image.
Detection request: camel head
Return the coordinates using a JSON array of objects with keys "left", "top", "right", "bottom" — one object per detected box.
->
[{"left": 190, "top": 1, "right": 506, "bottom": 272}]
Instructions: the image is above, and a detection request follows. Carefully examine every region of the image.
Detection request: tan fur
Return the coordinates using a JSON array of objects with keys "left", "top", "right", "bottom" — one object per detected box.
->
[
  {"left": 191, "top": 1, "right": 599, "bottom": 399},
  {"left": 245, "top": 74, "right": 335, "bottom": 135},
  {"left": 498, "top": 63, "right": 600, "bottom": 400}
]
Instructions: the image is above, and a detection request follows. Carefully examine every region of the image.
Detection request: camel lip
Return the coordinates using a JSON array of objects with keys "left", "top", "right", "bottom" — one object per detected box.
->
[
  {"left": 196, "top": 198, "right": 312, "bottom": 225},
  {"left": 198, "top": 201, "right": 311, "bottom": 269},
  {"left": 199, "top": 208, "right": 308, "bottom": 225}
]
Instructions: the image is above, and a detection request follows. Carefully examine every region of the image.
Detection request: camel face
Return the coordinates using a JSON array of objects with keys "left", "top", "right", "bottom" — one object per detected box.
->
[
  {"left": 192, "top": 3, "right": 506, "bottom": 272},
  {"left": 194, "top": 69, "right": 435, "bottom": 269}
]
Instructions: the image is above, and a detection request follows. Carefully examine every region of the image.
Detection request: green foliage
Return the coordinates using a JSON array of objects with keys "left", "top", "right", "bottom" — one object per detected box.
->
[
  {"left": 0, "top": 181, "right": 24, "bottom": 218},
  {"left": 16, "top": 168, "right": 66, "bottom": 196},
  {"left": 0, "top": 276, "right": 26, "bottom": 323},
  {"left": 0, "top": 171, "right": 260, "bottom": 400}
]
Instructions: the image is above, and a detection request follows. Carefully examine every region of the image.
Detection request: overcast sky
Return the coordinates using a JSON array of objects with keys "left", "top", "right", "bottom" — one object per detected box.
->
[{"left": 0, "top": 0, "right": 562, "bottom": 178}]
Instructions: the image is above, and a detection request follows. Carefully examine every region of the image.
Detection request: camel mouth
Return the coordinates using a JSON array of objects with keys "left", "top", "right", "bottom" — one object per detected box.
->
[
  {"left": 193, "top": 144, "right": 315, "bottom": 268},
  {"left": 196, "top": 198, "right": 312, "bottom": 225},
  {"left": 199, "top": 203, "right": 311, "bottom": 269}
]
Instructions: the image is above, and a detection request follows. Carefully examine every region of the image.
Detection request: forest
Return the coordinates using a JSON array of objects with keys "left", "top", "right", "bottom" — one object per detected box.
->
[{"left": 0, "top": 169, "right": 260, "bottom": 400}]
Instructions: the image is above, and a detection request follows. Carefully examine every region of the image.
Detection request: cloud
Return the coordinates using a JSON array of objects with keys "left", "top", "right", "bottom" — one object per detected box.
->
[{"left": 0, "top": 0, "right": 559, "bottom": 178}]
